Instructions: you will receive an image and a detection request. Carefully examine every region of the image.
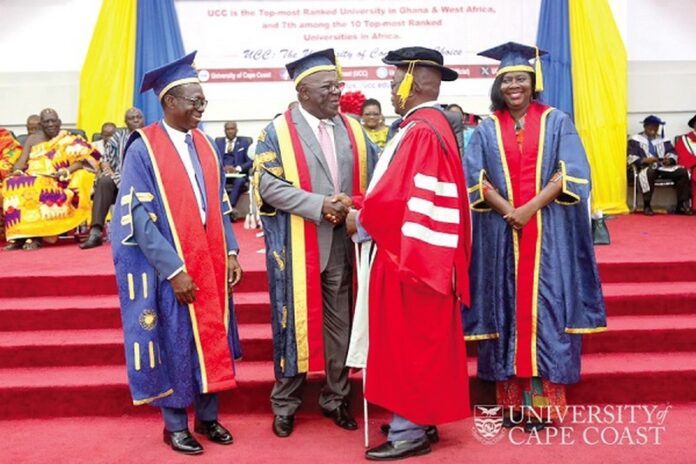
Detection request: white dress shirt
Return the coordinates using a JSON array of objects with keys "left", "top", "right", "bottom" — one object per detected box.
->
[
  {"left": 298, "top": 105, "right": 336, "bottom": 153},
  {"left": 225, "top": 136, "right": 237, "bottom": 153},
  {"left": 162, "top": 120, "right": 207, "bottom": 224}
]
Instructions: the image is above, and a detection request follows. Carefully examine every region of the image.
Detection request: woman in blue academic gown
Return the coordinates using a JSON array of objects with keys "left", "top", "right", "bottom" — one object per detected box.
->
[{"left": 463, "top": 42, "right": 606, "bottom": 432}]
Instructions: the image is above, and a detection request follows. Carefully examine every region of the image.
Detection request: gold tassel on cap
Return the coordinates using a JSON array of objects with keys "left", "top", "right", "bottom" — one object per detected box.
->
[
  {"left": 535, "top": 47, "right": 544, "bottom": 93},
  {"left": 335, "top": 56, "right": 343, "bottom": 80},
  {"left": 397, "top": 61, "right": 417, "bottom": 109}
]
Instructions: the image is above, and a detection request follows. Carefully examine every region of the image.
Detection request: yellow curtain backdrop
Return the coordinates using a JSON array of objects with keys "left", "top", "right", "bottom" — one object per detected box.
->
[
  {"left": 77, "top": 0, "right": 137, "bottom": 140},
  {"left": 569, "top": 0, "right": 628, "bottom": 214}
]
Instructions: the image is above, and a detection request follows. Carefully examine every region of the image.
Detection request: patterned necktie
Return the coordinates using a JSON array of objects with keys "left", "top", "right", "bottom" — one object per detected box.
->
[
  {"left": 318, "top": 121, "right": 339, "bottom": 194},
  {"left": 226, "top": 139, "right": 234, "bottom": 153},
  {"left": 184, "top": 134, "right": 207, "bottom": 219}
]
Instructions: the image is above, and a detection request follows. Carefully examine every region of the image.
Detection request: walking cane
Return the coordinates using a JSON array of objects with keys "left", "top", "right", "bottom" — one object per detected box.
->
[{"left": 363, "top": 369, "right": 369, "bottom": 448}]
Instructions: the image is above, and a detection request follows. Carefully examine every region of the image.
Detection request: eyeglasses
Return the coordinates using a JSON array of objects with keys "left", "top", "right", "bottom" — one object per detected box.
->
[
  {"left": 312, "top": 81, "right": 346, "bottom": 93},
  {"left": 174, "top": 95, "right": 208, "bottom": 110},
  {"left": 362, "top": 112, "right": 381, "bottom": 117},
  {"left": 501, "top": 75, "right": 531, "bottom": 85}
]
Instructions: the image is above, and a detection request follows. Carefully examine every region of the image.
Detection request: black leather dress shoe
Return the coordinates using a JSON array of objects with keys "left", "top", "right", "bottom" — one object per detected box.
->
[
  {"left": 365, "top": 438, "right": 431, "bottom": 461},
  {"left": 272, "top": 415, "right": 294, "bottom": 437},
  {"left": 163, "top": 429, "right": 204, "bottom": 455},
  {"left": 79, "top": 233, "right": 103, "bottom": 249},
  {"left": 643, "top": 205, "right": 654, "bottom": 216},
  {"left": 194, "top": 419, "right": 233, "bottom": 444},
  {"left": 321, "top": 404, "right": 357, "bottom": 430},
  {"left": 379, "top": 424, "right": 439, "bottom": 443},
  {"left": 502, "top": 411, "right": 524, "bottom": 429},
  {"left": 524, "top": 419, "right": 547, "bottom": 433}
]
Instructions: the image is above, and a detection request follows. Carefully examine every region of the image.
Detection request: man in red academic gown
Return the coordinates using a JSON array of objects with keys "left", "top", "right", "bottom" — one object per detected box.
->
[
  {"left": 346, "top": 47, "right": 471, "bottom": 461},
  {"left": 674, "top": 114, "right": 696, "bottom": 213}
]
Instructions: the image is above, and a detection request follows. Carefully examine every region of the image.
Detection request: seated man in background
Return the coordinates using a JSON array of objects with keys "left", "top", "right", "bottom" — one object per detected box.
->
[
  {"left": 3, "top": 108, "right": 100, "bottom": 250},
  {"left": 0, "top": 128, "right": 23, "bottom": 241},
  {"left": 91, "top": 122, "right": 116, "bottom": 155},
  {"left": 361, "top": 98, "right": 390, "bottom": 150},
  {"left": 80, "top": 108, "right": 144, "bottom": 249},
  {"left": 109, "top": 107, "right": 145, "bottom": 163},
  {"left": 674, "top": 114, "right": 696, "bottom": 214},
  {"left": 17, "top": 114, "right": 40, "bottom": 145},
  {"left": 446, "top": 103, "right": 480, "bottom": 149},
  {"left": 627, "top": 115, "right": 692, "bottom": 215},
  {"left": 215, "top": 120, "right": 252, "bottom": 219}
]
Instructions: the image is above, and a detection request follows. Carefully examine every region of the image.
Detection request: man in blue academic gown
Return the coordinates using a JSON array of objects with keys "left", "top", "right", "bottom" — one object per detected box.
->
[
  {"left": 252, "top": 48, "right": 378, "bottom": 438},
  {"left": 111, "top": 51, "right": 243, "bottom": 456}
]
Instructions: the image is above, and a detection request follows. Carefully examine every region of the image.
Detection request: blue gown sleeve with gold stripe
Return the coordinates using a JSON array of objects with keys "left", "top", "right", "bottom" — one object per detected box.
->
[
  {"left": 112, "top": 137, "right": 175, "bottom": 405},
  {"left": 463, "top": 110, "right": 606, "bottom": 385}
]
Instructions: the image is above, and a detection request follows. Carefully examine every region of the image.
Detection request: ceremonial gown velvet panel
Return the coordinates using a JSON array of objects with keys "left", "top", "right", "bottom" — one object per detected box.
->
[
  {"left": 360, "top": 107, "right": 471, "bottom": 425},
  {"left": 253, "top": 111, "right": 376, "bottom": 378},
  {"left": 112, "top": 124, "right": 239, "bottom": 407},
  {"left": 464, "top": 102, "right": 606, "bottom": 385}
]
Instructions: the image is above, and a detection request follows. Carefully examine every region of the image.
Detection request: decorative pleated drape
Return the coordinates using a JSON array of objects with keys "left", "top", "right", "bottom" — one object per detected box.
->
[
  {"left": 78, "top": 0, "right": 186, "bottom": 135},
  {"left": 77, "top": 0, "right": 137, "bottom": 139},
  {"left": 569, "top": 0, "right": 628, "bottom": 214},
  {"left": 537, "top": 0, "right": 628, "bottom": 214},
  {"left": 536, "top": 0, "right": 574, "bottom": 120},
  {"left": 133, "top": 0, "right": 186, "bottom": 125}
]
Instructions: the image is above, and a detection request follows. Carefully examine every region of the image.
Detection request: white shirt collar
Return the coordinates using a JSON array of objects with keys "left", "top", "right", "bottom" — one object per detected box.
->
[
  {"left": 298, "top": 105, "right": 334, "bottom": 129},
  {"left": 161, "top": 119, "right": 190, "bottom": 142},
  {"left": 404, "top": 100, "right": 440, "bottom": 119},
  {"left": 159, "top": 119, "right": 206, "bottom": 224}
]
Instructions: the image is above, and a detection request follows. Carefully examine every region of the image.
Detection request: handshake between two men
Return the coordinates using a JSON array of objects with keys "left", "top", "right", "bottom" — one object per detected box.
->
[{"left": 321, "top": 192, "right": 354, "bottom": 225}]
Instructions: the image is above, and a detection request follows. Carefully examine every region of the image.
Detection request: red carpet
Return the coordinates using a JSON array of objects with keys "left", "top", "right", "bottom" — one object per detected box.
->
[
  {"left": 1, "top": 215, "right": 696, "bottom": 461},
  {"left": 594, "top": 215, "right": 696, "bottom": 282},
  {"left": 5, "top": 407, "right": 696, "bottom": 464}
]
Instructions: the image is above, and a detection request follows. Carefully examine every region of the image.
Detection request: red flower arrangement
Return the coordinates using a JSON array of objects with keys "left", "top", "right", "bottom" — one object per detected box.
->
[{"left": 339, "top": 91, "right": 366, "bottom": 117}]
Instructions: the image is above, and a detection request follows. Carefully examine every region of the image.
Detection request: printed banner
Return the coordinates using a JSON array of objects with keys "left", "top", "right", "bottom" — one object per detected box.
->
[{"left": 176, "top": 0, "right": 540, "bottom": 118}]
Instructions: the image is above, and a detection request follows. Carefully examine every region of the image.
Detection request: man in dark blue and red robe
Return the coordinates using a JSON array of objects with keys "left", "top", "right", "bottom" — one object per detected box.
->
[{"left": 112, "top": 51, "right": 243, "bottom": 456}]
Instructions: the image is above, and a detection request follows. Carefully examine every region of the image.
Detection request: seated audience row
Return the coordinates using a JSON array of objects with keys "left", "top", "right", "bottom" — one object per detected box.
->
[
  {"left": 628, "top": 115, "right": 694, "bottom": 215},
  {"left": 0, "top": 107, "right": 145, "bottom": 250},
  {"left": 2, "top": 107, "right": 692, "bottom": 250},
  {"left": 3, "top": 109, "right": 99, "bottom": 250},
  {"left": 81, "top": 108, "right": 145, "bottom": 249}
]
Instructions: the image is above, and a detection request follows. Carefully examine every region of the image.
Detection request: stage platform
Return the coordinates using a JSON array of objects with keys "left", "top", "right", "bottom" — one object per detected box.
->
[{"left": 1, "top": 214, "right": 695, "bottom": 462}]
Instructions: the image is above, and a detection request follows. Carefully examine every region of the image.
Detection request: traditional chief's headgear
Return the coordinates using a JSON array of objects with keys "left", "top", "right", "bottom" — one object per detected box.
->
[
  {"left": 140, "top": 51, "right": 200, "bottom": 101},
  {"left": 381, "top": 46, "right": 458, "bottom": 109},
  {"left": 478, "top": 42, "right": 547, "bottom": 93},
  {"left": 286, "top": 49, "right": 342, "bottom": 87}
]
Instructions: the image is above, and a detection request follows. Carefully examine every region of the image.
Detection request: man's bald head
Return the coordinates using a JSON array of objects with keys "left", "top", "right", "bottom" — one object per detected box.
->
[
  {"left": 40, "top": 108, "right": 58, "bottom": 119},
  {"left": 224, "top": 120, "right": 238, "bottom": 140},
  {"left": 39, "top": 108, "right": 61, "bottom": 139},
  {"left": 26, "top": 114, "right": 40, "bottom": 134},
  {"left": 124, "top": 107, "right": 144, "bottom": 131}
]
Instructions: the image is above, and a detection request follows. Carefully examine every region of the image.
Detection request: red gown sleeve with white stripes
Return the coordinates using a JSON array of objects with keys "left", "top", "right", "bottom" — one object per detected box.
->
[{"left": 360, "top": 118, "right": 470, "bottom": 302}]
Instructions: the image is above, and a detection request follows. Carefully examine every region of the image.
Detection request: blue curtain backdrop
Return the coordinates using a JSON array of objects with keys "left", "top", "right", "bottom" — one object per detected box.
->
[
  {"left": 536, "top": 0, "right": 574, "bottom": 120},
  {"left": 133, "top": 0, "right": 186, "bottom": 124}
]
